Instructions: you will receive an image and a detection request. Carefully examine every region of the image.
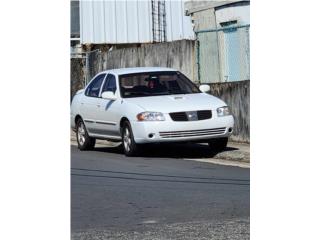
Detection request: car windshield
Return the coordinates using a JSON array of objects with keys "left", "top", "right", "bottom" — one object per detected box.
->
[{"left": 119, "top": 71, "right": 200, "bottom": 98}]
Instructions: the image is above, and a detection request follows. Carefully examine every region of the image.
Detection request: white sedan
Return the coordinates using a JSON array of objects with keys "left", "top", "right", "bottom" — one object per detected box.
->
[{"left": 71, "top": 67, "right": 234, "bottom": 156}]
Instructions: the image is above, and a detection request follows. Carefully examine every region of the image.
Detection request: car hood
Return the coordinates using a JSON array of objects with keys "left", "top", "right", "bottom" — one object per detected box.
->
[{"left": 124, "top": 93, "right": 226, "bottom": 113}]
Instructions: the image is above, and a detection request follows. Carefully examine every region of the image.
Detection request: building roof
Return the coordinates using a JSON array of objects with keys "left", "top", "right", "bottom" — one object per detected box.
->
[{"left": 103, "top": 67, "right": 177, "bottom": 75}]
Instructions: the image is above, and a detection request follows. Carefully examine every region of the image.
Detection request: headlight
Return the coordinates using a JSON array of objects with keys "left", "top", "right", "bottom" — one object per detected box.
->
[
  {"left": 217, "top": 106, "right": 230, "bottom": 117},
  {"left": 137, "top": 112, "right": 165, "bottom": 121}
]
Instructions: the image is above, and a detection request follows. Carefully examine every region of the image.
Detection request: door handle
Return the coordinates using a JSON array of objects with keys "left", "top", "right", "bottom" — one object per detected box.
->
[{"left": 97, "top": 104, "right": 100, "bottom": 108}]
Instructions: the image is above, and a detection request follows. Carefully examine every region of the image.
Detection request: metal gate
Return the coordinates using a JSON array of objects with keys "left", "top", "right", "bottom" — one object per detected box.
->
[
  {"left": 196, "top": 24, "right": 250, "bottom": 83},
  {"left": 223, "top": 26, "right": 241, "bottom": 81}
]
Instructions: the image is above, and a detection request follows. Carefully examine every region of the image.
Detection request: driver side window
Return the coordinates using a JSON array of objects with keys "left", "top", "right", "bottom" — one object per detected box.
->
[
  {"left": 102, "top": 74, "right": 117, "bottom": 93},
  {"left": 85, "top": 74, "right": 106, "bottom": 97}
]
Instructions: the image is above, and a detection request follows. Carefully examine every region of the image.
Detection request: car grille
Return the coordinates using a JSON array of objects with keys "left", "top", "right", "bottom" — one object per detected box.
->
[
  {"left": 159, "top": 127, "right": 226, "bottom": 138},
  {"left": 169, "top": 112, "right": 188, "bottom": 121},
  {"left": 197, "top": 110, "right": 212, "bottom": 120},
  {"left": 169, "top": 110, "right": 212, "bottom": 121}
]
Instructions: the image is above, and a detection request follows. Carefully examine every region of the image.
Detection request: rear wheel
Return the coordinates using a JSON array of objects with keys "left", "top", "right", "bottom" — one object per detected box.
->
[
  {"left": 208, "top": 137, "right": 228, "bottom": 152},
  {"left": 122, "top": 121, "right": 139, "bottom": 156},
  {"left": 76, "top": 119, "right": 96, "bottom": 150}
]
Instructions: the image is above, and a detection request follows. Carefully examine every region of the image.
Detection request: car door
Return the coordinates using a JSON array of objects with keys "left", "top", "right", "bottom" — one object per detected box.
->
[
  {"left": 80, "top": 73, "right": 106, "bottom": 134},
  {"left": 95, "top": 73, "right": 122, "bottom": 137}
]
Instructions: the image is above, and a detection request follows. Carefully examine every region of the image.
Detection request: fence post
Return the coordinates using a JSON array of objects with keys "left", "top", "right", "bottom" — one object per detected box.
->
[
  {"left": 196, "top": 32, "right": 200, "bottom": 83},
  {"left": 85, "top": 52, "right": 89, "bottom": 86}
]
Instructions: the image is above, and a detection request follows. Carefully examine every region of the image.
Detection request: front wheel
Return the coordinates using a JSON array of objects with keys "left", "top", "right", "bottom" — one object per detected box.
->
[
  {"left": 122, "top": 121, "right": 139, "bottom": 156},
  {"left": 208, "top": 137, "right": 228, "bottom": 152},
  {"left": 76, "top": 119, "right": 96, "bottom": 151}
]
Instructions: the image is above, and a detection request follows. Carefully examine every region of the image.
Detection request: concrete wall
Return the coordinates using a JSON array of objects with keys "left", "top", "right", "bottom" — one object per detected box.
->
[
  {"left": 186, "top": 1, "right": 250, "bottom": 83},
  {"left": 72, "top": 40, "right": 197, "bottom": 98},
  {"left": 185, "top": 0, "right": 239, "bottom": 14},
  {"left": 104, "top": 40, "right": 196, "bottom": 81},
  {"left": 215, "top": 3, "right": 250, "bottom": 26},
  {"left": 70, "top": 58, "right": 85, "bottom": 101},
  {"left": 192, "top": 8, "right": 221, "bottom": 83},
  {"left": 209, "top": 80, "right": 249, "bottom": 142}
]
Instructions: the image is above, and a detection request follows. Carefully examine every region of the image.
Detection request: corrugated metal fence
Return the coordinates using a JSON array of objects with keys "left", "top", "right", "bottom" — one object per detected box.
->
[{"left": 196, "top": 24, "right": 250, "bottom": 83}]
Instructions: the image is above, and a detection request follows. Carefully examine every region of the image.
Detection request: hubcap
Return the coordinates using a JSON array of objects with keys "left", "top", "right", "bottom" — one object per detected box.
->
[
  {"left": 123, "top": 127, "right": 131, "bottom": 152},
  {"left": 77, "top": 122, "right": 86, "bottom": 146}
]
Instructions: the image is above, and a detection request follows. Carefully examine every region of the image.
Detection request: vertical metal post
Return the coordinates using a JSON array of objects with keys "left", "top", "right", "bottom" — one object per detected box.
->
[
  {"left": 85, "top": 52, "right": 89, "bottom": 86},
  {"left": 196, "top": 32, "right": 200, "bottom": 83},
  {"left": 162, "top": 0, "right": 166, "bottom": 42},
  {"left": 158, "top": 0, "right": 160, "bottom": 41}
]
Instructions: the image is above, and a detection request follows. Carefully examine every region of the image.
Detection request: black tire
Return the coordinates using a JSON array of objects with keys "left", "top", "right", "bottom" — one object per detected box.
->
[
  {"left": 208, "top": 137, "right": 228, "bottom": 152},
  {"left": 122, "top": 121, "right": 139, "bottom": 156},
  {"left": 76, "top": 118, "right": 96, "bottom": 151}
]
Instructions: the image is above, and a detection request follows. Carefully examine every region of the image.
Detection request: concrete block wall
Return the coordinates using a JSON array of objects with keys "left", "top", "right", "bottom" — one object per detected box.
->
[
  {"left": 104, "top": 40, "right": 196, "bottom": 82},
  {"left": 70, "top": 58, "right": 85, "bottom": 102},
  {"left": 209, "top": 80, "right": 250, "bottom": 142}
]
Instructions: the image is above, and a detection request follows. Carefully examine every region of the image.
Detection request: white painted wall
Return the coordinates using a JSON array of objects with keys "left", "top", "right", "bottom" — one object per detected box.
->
[{"left": 215, "top": 4, "right": 250, "bottom": 26}]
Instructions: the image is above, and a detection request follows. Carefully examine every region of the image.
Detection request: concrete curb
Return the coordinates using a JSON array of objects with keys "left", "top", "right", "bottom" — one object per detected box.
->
[{"left": 71, "top": 132, "right": 250, "bottom": 168}]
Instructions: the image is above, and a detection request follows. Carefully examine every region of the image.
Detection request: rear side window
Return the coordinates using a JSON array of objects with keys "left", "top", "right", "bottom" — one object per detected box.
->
[
  {"left": 102, "top": 74, "right": 117, "bottom": 93},
  {"left": 85, "top": 74, "right": 106, "bottom": 97}
]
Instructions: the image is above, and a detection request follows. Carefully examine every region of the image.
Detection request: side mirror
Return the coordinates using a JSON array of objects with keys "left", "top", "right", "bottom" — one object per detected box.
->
[
  {"left": 101, "top": 91, "right": 117, "bottom": 100},
  {"left": 199, "top": 84, "right": 210, "bottom": 93}
]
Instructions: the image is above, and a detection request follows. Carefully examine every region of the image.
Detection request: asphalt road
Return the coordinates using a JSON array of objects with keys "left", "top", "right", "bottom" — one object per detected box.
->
[{"left": 71, "top": 143, "right": 250, "bottom": 240}]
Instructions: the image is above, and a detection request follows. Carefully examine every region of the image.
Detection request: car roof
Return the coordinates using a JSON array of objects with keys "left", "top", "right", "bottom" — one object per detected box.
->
[{"left": 100, "top": 67, "right": 177, "bottom": 75}]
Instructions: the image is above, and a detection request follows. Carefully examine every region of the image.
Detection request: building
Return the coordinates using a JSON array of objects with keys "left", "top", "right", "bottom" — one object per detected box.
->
[
  {"left": 70, "top": 0, "right": 250, "bottom": 142},
  {"left": 71, "top": 0, "right": 195, "bottom": 54},
  {"left": 185, "top": 0, "right": 249, "bottom": 30},
  {"left": 185, "top": 0, "right": 250, "bottom": 83},
  {"left": 71, "top": 0, "right": 82, "bottom": 57}
]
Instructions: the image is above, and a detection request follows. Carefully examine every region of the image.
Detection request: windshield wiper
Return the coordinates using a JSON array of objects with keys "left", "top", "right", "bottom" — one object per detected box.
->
[{"left": 168, "top": 90, "right": 189, "bottom": 95}]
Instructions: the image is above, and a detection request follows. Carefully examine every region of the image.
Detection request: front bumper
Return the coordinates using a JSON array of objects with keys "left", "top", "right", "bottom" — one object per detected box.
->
[{"left": 131, "top": 115, "right": 234, "bottom": 144}]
